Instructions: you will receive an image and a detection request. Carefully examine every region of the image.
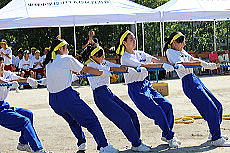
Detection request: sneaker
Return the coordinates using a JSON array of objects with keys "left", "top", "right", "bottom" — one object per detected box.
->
[
  {"left": 17, "top": 143, "right": 32, "bottom": 152},
  {"left": 99, "top": 145, "right": 119, "bottom": 153},
  {"left": 209, "top": 137, "right": 230, "bottom": 147},
  {"left": 167, "top": 137, "right": 181, "bottom": 148},
  {"left": 162, "top": 137, "right": 181, "bottom": 145},
  {"left": 78, "top": 143, "right": 87, "bottom": 151},
  {"left": 208, "top": 133, "right": 229, "bottom": 141},
  {"left": 33, "top": 149, "right": 51, "bottom": 153},
  {"left": 131, "top": 143, "right": 151, "bottom": 152},
  {"left": 161, "top": 137, "right": 167, "bottom": 142}
]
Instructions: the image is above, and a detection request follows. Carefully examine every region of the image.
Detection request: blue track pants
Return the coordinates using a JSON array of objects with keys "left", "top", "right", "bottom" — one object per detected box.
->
[
  {"left": 182, "top": 73, "right": 223, "bottom": 141},
  {"left": 0, "top": 101, "right": 43, "bottom": 152},
  {"left": 49, "top": 87, "right": 108, "bottom": 150},
  {"left": 128, "top": 79, "right": 175, "bottom": 140},
  {"left": 93, "top": 85, "right": 141, "bottom": 147}
]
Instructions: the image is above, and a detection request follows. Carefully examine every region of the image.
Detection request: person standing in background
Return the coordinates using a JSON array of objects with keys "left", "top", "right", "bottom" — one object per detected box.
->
[{"left": 0, "top": 39, "right": 13, "bottom": 71}]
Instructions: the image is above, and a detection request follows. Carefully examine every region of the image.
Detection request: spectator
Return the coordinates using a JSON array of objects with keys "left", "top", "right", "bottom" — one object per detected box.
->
[
  {"left": 41, "top": 47, "right": 49, "bottom": 61},
  {"left": 0, "top": 39, "right": 13, "bottom": 71},
  {"left": 32, "top": 50, "right": 45, "bottom": 79},
  {"left": 80, "top": 30, "right": 99, "bottom": 62},
  {"left": 13, "top": 49, "right": 24, "bottom": 72},
  {"left": 18, "top": 50, "right": 35, "bottom": 78},
  {"left": 29, "top": 47, "right": 36, "bottom": 59}
]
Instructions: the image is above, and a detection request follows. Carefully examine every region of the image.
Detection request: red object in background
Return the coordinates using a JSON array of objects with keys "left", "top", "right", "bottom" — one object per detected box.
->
[{"left": 209, "top": 53, "right": 218, "bottom": 63}]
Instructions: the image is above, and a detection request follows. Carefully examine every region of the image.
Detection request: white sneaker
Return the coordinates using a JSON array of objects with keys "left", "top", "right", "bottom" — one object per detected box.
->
[
  {"left": 78, "top": 143, "right": 87, "bottom": 151},
  {"left": 209, "top": 137, "right": 230, "bottom": 147},
  {"left": 99, "top": 145, "right": 119, "bottom": 153},
  {"left": 161, "top": 137, "right": 167, "bottom": 142},
  {"left": 167, "top": 137, "right": 181, "bottom": 148},
  {"left": 131, "top": 143, "right": 151, "bottom": 152},
  {"left": 33, "top": 149, "right": 51, "bottom": 153},
  {"left": 162, "top": 137, "right": 181, "bottom": 145},
  {"left": 17, "top": 143, "right": 32, "bottom": 152},
  {"left": 208, "top": 133, "right": 229, "bottom": 141}
]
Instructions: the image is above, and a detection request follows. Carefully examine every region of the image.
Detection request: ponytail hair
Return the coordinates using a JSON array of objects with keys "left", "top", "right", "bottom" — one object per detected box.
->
[
  {"left": 115, "top": 30, "right": 132, "bottom": 56},
  {"left": 43, "top": 39, "right": 63, "bottom": 66},
  {"left": 163, "top": 32, "right": 185, "bottom": 53}
]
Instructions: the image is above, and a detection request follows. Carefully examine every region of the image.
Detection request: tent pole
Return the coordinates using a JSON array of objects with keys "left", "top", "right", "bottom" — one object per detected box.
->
[
  {"left": 142, "top": 23, "right": 145, "bottom": 51},
  {"left": 135, "top": 22, "right": 138, "bottom": 51},
  {"left": 59, "top": 26, "right": 61, "bottom": 36},
  {"left": 214, "top": 20, "right": 217, "bottom": 51},
  {"left": 162, "top": 21, "right": 165, "bottom": 56},
  {"left": 74, "top": 24, "right": 77, "bottom": 56},
  {"left": 160, "top": 21, "right": 163, "bottom": 56}
]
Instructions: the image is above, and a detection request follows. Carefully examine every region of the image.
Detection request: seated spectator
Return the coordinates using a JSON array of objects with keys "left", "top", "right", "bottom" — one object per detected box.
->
[
  {"left": 32, "top": 50, "right": 45, "bottom": 79},
  {"left": 29, "top": 47, "right": 36, "bottom": 59},
  {"left": 18, "top": 50, "right": 35, "bottom": 78},
  {"left": 0, "top": 39, "right": 13, "bottom": 71},
  {"left": 13, "top": 49, "right": 23, "bottom": 72},
  {"left": 223, "top": 51, "right": 229, "bottom": 63}
]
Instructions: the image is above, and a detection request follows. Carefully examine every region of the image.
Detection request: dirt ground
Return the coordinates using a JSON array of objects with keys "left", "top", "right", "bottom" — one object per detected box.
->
[{"left": 0, "top": 75, "right": 230, "bottom": 153}]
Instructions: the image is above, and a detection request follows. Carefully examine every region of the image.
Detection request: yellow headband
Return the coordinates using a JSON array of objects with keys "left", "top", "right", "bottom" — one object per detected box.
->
[
  {"left": 168, "top": 32, "right": 184, "bottom": 48},
  {"left": 116, "top": 30, "right": 131, "bottom": 56},
  {"left": 0, "top": 42, "right": 8, "bottom": 48},
  {"left": 51, "top": 40, "right": 68, "bottom": 59},
  {"left": 84, "top": 46, "right": 104, "bottom": 65}
]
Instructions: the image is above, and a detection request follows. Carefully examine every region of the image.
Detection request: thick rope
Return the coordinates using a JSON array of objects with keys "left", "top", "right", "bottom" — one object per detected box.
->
[{"left": 175, "top": 115, "right": 230, "bottom": 124}]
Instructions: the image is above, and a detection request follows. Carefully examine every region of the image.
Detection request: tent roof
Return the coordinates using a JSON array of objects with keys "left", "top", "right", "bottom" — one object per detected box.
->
[
  {"left": 0, "top": 0, "right": 159, "bottom": 29},
  {"left": 154, "top": 0, "right": 230, "bottom": 22}
]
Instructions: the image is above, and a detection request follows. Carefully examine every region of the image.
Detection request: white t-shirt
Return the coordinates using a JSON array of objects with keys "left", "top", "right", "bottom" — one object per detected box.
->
[
  {"left": 46, "top": 54, "right": 84, "bottom": 93},
  {"left": 29, "top": 54, "right": 34, "bottom": 60},
  {"left": 223, "top": 53, "right": 229, "bottom": 62},
  {"left": 166, "top": 49, "right": 193, "bottom": 79},
  {"left": 87, "top": 60, "right": 120, "bottom": 90},
  {"left": 0, "top": 71, "right": 20, "bottom": 101},
  {"left": 32, "top": 56, "right": 43, "bottom": 69},
  {"left": 120, "top": 51, "right": 151, "bottom": 84},
  {"left": 42, "top": 55, "right": 46, "bottom": 61},
  {"left": 18, "top": 58, "right": 33, "bottom": 70},
  {"left": 0, "top": 48, "right": 12, "bottom": 65},
  {"left": 13, "top": 56, "right": 21, "bottom": 67}
]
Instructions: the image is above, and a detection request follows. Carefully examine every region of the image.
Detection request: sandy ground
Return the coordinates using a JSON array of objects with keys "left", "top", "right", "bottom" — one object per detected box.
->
[{"left": 0, "top": 75, "right": 230, "bottom": 153}]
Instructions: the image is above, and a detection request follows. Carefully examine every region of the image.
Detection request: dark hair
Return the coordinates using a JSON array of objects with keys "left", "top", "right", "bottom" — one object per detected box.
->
[
  {"left": 85, "top": 45, "right": 104, "bottom": 58},
  {"left": 0, "top": 57, "right": 4, "bottom": 62},
  {"left": 43, "top": 39, "right": 63, "bottom": 66},
  {"left": 115, "top": 30, "right": 132, "bottom": 54},
  {"left": 163, "top": 32, "right": 185, "bottom": 52}
]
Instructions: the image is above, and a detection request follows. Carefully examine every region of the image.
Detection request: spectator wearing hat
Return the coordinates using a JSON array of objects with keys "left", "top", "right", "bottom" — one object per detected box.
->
[
  {"left": 0, "top": 39, "right": 13, "bottom": 71},
  {"left": 32, "top": 50, "right": 45, "bottom": 79},
  {"left": 19, "top": 50, "right": 35, "bottom": 78},
  {"left": 29, "top": 47, "right": 36, "bottom": 60}
]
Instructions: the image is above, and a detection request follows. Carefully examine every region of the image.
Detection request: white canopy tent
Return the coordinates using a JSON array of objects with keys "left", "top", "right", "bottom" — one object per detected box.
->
[
  {"left": 0, "top": 0, "right": 159, "bottom": 29},
  {"left": 152, "top": 0, "right": 230, "bottom": 54},
  {"left": 155, "top": 0, "right": 230, "bottom": 22}
]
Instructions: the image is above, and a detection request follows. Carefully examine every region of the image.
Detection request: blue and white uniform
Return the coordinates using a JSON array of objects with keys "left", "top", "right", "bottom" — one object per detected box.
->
[
  {"left": 0, "top": 71, "right": 43, "bottom": 152},
  {"left": 166, "top": 49, "right": 223, "bottom": 141},
  {"left": 87, "top": 60, "right": 142, "bottom": 147},
  {"left": 121, "top": 51, "right": 175, "bottom": 140},
  {"left": 46, "top": 54, "right": 108, "bottom": 150}
]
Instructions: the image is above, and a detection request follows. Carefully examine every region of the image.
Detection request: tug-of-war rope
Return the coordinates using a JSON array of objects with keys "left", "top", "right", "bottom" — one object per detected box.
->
[
  {"left": 2, "top": 64, "right": 229, "bottom": 86},
  {"left": 1, "top": 64, "right": 230, "bottom": 122}
]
